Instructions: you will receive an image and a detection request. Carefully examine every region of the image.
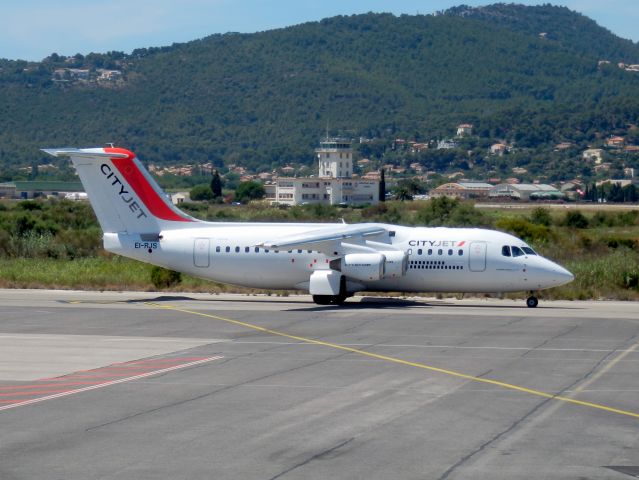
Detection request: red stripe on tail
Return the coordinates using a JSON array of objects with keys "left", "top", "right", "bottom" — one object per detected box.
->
[{"left": 105, "top": 147, "right": 193, "bottom": 222}]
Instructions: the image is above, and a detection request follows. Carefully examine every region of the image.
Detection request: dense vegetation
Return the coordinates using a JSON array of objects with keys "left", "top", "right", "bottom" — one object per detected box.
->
[
  {"left": 1, "top": 4, "right": 639, "bottom": 182},
  {"left": 0, "top": 198, "right": 637, "bottom": 300}
]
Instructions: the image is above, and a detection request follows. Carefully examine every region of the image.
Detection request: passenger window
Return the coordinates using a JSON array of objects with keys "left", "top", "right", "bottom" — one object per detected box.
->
[
  {"left": 235, "top": 246, "right": 240, "bottom": 253},
  {"left": 245, "top": 247, "right": 249, "bottom": 253},
  {"left": 215, "top": 246, "right": 220, "bottom": 253},
  {"left": 428, "top": 249, "right": 432, "bottom": 255},
  {"left": 448, "top": 249, "right": 453, "bottom": 256},
  {"left": 458, "top": 249, "right": 463, "bottom": 256},
  {"left": 522, "top": 247, "right": 537, "bottom": 255},
  {"left": 297, "top": 249, "right": 302, "bottom": 254},
  {"left": 418, "top": 249, "right": 422, "bottom": 255},
  {"left": 438, "top": 249, "right": 443, "bottom": 255},
  {"left": 511, "top": 246, "right": 524, "bottom": 257},
  {"left": 502, "top": 246, "right": 511, "bottom": 257},
  {"left": 255, "top": 247, "right": 259, "bottom": 253},
  {"left": 225, "top": 246, "right": 230, "bottom": 253}
]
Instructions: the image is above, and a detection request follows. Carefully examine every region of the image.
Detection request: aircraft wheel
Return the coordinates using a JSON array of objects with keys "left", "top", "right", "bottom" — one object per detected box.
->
[
  {"left": 526, "top": 296, "right": 538, "bottom": 308},
  {"left": 312, "top": 295, "right": 333, "bottom": 305},
  {"left": 330, "top": 294, "right": 347, "bottom": 306},
  {"left": 312, "top": 294, "right": 346, "bottom": 306}
]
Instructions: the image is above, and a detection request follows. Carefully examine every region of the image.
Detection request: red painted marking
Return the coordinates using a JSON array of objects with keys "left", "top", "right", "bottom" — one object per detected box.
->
[
  {"left": 62, "top": 372, "right": 153, "bottom": 379},
  {"left": 0, "top": 356, "right": 223, "bottom": 412},
  {"left": 0, "top": 389, "right": 75, "bottom": 397},
  {"left": 105, "top": 147, "right": 193, "bottom": 223},
  {"left": 458, "top": 241, "right": 466, "bottom": 247},
  {"left": 119, "top": 357, "right": 208, "bottom": 364},
  {"left": 0, "top": 382, "right": 97, "bottom": 391}
]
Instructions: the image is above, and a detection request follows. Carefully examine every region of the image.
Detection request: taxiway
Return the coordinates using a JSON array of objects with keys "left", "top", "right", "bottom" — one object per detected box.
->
[{"left": 1, "top": 289, "right": 638, "bottom": 479}]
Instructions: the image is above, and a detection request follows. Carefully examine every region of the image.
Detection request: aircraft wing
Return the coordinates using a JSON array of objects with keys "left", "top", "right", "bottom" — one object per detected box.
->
[{"left": 258, "top": 223, "right": 392, "bottom": 254}]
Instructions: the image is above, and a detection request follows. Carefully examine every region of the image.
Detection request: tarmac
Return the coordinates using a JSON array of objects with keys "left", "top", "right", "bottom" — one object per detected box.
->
[{"left": 1, "top": 289, "right": 638, "bottom": 479}]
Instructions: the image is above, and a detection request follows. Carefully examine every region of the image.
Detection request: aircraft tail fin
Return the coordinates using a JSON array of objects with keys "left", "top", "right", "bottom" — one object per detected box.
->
[{"left": 42, "top": 147, "right": 197, "bottom": 234}]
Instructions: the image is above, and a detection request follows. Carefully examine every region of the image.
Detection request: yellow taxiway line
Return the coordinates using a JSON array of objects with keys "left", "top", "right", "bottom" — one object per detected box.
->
[{"left": 145, "top": 302, "right": 639, "bottom": 420}]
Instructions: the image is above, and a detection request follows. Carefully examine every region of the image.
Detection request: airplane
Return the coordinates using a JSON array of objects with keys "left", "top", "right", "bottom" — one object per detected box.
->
[{"left": 43, "top": 146, "right": 574, "bottom": 307}]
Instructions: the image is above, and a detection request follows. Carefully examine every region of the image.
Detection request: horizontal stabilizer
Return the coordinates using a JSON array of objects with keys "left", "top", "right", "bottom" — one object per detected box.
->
[{"left": 42, "top": 148, "right": 129, "bottom": 159}]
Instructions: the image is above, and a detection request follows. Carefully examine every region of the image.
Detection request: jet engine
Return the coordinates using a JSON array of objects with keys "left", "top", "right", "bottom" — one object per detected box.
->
[
  {"left": 330, "top": 251, "right": 408, "bottom": 282},
  {"left": 381, "top": 250, "right": 408, "bottom": 278}
]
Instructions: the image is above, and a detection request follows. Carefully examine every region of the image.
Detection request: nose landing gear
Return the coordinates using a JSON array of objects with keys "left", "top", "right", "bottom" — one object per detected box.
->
[{"left": 526, "top": 294, "right": 538, "bottom": 308}]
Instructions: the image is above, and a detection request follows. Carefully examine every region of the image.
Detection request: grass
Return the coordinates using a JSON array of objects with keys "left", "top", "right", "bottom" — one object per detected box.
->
[
  {"left": 0, "top": 256, "right": 292, "bottom": 295},
  {"left": 542, "top": 249, "right": 639, "bottom": 301}
]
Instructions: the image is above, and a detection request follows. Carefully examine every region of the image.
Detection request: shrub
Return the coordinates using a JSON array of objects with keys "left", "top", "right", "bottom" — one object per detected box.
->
[
  {"left": 622, "top": 271, "right": 639, "bottom": 290},
  {"left": 190, "top": 184, "right": 214, "bottom": 201},
  {"left": 495, "top": 217, "right": 552, "bottom": 243},
  {"left": 605, "top": 237, "right": 638, "bottom": 250},
  {"left": 447, "top": 202, "right": 489, "bottom": 227},
  {"left": 235, "top": 181, "right": 265, "bottom": 203},
  {"left": 150, "top": 266, "right": 182, "bottom": 289},
  {"left": 416, "top": 197, "right": 458, "bottom": 225},
  {"left": 563, "top": 210, "right": 589, "bottom": 229},
  {"left": 530, "top": 207, "right": 552, "bottom": 226}
]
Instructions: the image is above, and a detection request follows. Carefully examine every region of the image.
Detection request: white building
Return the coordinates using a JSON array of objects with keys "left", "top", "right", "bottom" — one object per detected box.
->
[{"left": 272, "top": 138, "right": 380, "bottom": 206}]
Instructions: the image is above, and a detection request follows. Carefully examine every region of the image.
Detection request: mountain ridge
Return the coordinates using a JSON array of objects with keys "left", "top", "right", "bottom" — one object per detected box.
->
[{"left": 0, "top": 4, "right": 638, "bottom": 182}]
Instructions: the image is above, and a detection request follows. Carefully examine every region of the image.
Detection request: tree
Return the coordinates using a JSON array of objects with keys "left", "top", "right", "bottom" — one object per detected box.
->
[
  {"left": 190, "top": 184, "right": 213, "bottom": 201},
  {"left": 416, "top": 196, "right": 459, "bottom": 225},
  {"left": 607, "top": 182, "right": 624, "bottom": 203},
  {"left": 235, "top": 181, "right": 265, "bottom": 203},
  {"left": 210, "top": 170, "right": 223, "bottom": 198},
  {"left": 623, "top": 184, "right": 638, "bottom": 202},
  {"left": 392, "top": 177, "right": 426, "bottom": 201}
]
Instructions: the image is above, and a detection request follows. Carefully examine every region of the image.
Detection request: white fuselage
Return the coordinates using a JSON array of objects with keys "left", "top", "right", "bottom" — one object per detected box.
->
[{"left": 104, "top": 222, "right": 572, "bottom": 294}]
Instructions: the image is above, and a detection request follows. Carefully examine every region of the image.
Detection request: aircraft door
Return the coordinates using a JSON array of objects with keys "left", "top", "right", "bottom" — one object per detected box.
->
[
  {"left": 469, "top": 242, "right": 487, "bottom": 272},
  {"left": 193, "top": 238, "right": 210, "bottom": 268}
]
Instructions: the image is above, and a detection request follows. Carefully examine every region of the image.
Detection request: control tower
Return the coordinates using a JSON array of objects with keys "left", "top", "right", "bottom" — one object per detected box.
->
[{"left": 316, "top": 138, "right": 352, "bottom": 178}]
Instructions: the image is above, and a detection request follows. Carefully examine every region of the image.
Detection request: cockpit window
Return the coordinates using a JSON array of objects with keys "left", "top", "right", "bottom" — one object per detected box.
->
[
  {"left": 511, "top": 246, "right": 525, "bottom": 257},
  {"left": 522, "top": 246, "right": 537, "bottom": 255},
  {"left": 501, "top": 245, "right": 511, "bottom": 257}
]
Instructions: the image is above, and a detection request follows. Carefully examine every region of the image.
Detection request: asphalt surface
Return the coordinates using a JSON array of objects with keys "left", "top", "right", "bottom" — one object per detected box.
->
[{"left": 1, "top": 289, "right": 638, "bottom": 479}]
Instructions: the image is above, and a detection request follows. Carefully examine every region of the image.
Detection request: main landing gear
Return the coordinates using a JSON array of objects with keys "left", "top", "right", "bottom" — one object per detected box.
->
[
  {"left": 312, "top": 275, "right": 348, "bottom": 305},
  {"left": 526, "top": 294, "right": 539, "bottom": 308},
  {"left": 312, "top": 294, "right": 347, "bottom": 306}
]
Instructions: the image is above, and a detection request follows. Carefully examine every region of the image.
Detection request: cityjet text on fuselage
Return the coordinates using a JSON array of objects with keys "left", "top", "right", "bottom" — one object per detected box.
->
[
  {"left": 100, "top": 164, "right": 148, "bottom": 219},
  {"left": 408, "top": 240, "right": 466, "bottom": 247}
]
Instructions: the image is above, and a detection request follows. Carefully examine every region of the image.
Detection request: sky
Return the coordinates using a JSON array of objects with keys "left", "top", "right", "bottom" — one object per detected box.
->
[{"left": 2, "top": 0, "right": 638, "bottom": 61}]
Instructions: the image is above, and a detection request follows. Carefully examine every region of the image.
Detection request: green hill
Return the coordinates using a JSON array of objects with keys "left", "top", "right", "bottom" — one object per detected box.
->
[{"left": 1, "top": 4, "right": 639, "bottom": 180}]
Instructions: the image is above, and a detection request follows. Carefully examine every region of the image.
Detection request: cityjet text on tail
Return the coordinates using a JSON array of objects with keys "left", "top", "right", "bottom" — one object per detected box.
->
[{"left": 43, "top": 146, "right": 574, "bottom": 307}]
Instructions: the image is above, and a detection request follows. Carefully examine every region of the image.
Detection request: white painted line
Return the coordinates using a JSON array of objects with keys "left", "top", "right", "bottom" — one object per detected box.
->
[{"left": 0, "top": 355, "right": 223, "bottom": 412}]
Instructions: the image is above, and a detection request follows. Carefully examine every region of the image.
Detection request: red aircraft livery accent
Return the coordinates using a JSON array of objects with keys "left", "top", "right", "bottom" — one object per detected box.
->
[{"left": 105, "top": 147, "right": 193, "bottom": 223}]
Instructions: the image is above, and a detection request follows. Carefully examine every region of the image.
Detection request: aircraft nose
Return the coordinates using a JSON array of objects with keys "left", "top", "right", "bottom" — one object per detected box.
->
[
  {"left": 527, "top": 259, "right": 574, "bottom": 289},
  {"left": 541, "top": 261, "right": 574, "bottom": 287},
  {"left": 553, "top": 265, "right": 575, "bottom": 285}
]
